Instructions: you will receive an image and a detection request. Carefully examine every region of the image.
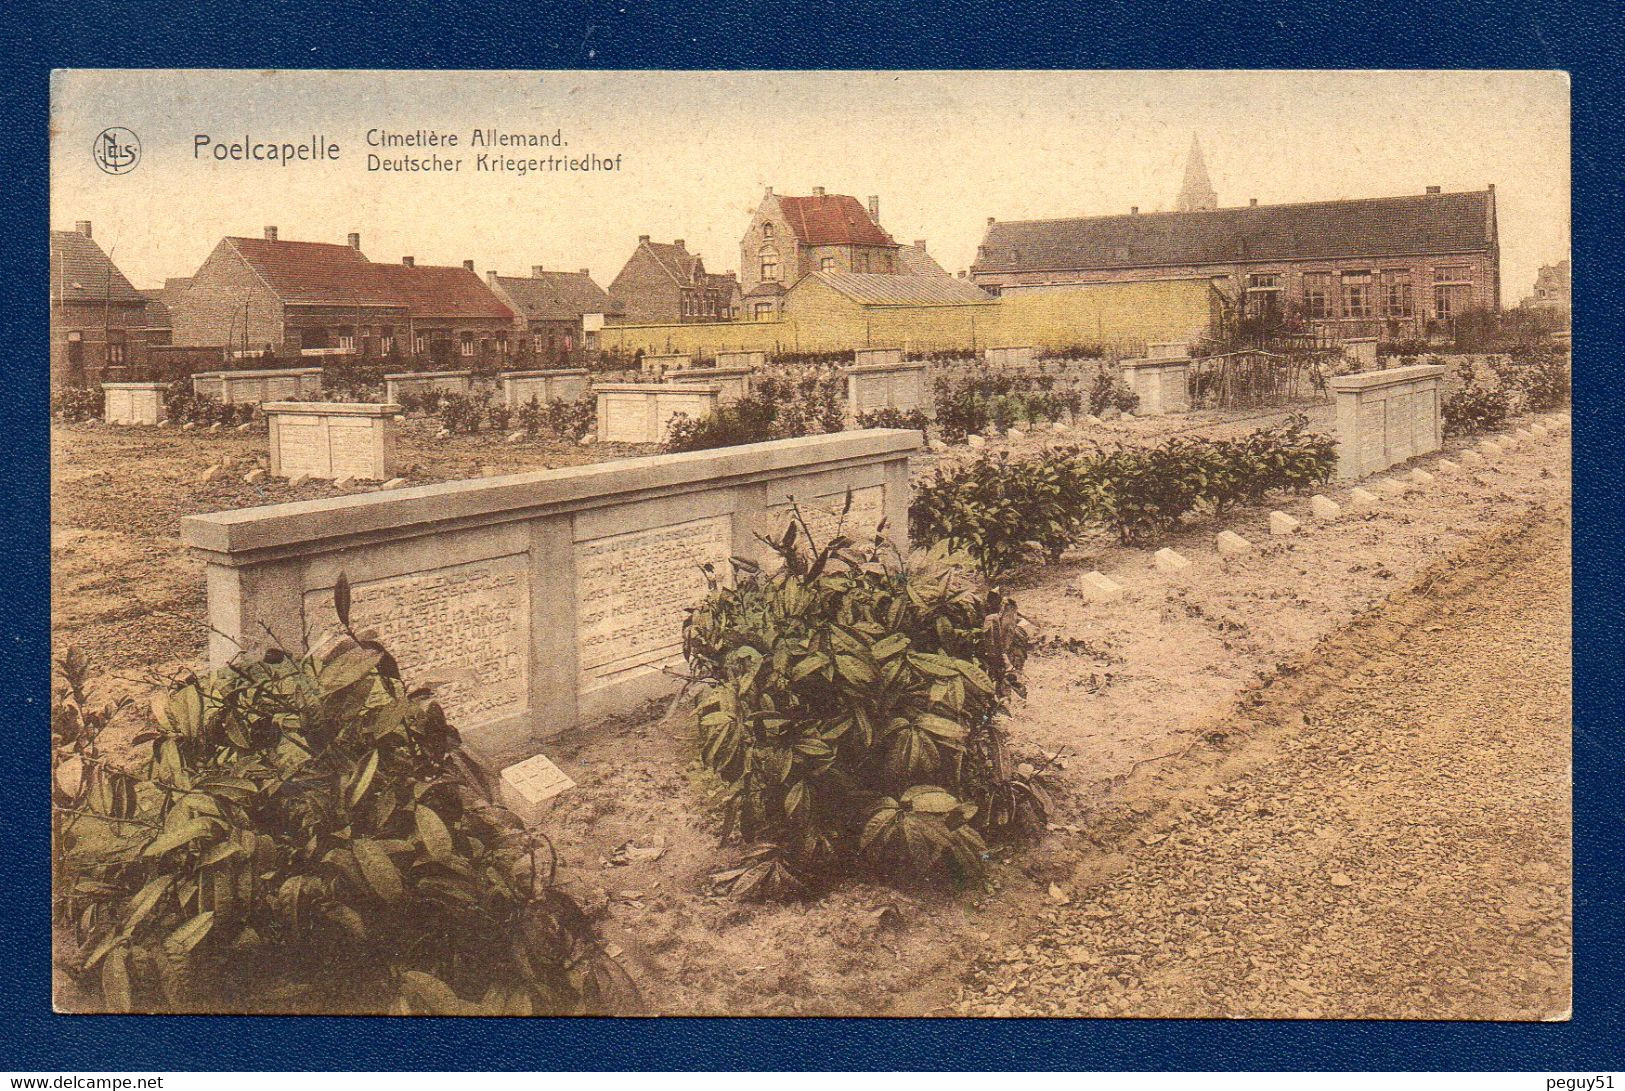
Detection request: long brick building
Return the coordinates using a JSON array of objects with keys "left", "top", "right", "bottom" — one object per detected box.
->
[
  {"left": 170, "top": 227, "right": 514, "bottom": 364},
  {"left": 970, "top": 144, "right": 1500, "bottom": 341}
]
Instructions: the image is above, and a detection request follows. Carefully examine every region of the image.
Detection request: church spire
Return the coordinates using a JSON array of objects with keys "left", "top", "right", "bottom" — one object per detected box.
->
[{"left": 1177, "top": 135, "right": 1217, "bottom": 212}]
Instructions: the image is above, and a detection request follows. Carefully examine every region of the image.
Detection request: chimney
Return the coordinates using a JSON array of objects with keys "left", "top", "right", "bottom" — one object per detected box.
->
[
  {"left": 462, "top": 259, "right": 475, "bottom": 272},
  {"left": 264, "top": 226, "right": 278, "bottom": 241},
  {"left": 811, "top": 186, "right": 826, "bottom": 197},
  {"left": 579, "top": 268, "right": 590, "bottom": 276},
  {"left": 1426, "top": 185, "right": 1442, "bottom": 195},
  {"left": 485, "top": 270, "right": 498, "bottom": 285},
  {"left": 531, "top": 265, "right": 546, "bottom": 277},
  {"left": 764, "top": 185, "right": 773, "bottom": 197},
  {"left": 868, "top": 195, "right": 880, "bottom": 220},
  {"left": 638, "top": 234, "right": 650, "bottom": 244},
  {"left": 74, "top": 220, "right": 92, "bottom": 238},
  {"left": 1130, "top": 206, "right": 1139, "bottom": 215},
  {"left": 402, "top": 256, "right": 415, "bottom": 267},
  {"left": 986, "top": 217, "right": 996, "bottom": 227},
  {"left": 347, "top": 232, "right": 361, "bottom": 250},
  {"left": 1249, "top": 198, "right": 1258, "bottom": 207},
  {"left": 673, "top": 239, "right": 685, "bottom": 250},
  {"left": 913, "top": 239, "right": 927, "bottom": 252}
]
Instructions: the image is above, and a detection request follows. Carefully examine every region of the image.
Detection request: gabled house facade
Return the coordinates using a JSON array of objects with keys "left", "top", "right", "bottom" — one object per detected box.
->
[
  {"left": 486, "top": 266, "right": 622, "bottom": 362},
  {"left": 606, "top": 237, "right": 738, "bottom": 325},
  {"left": 739, "top": 188, "right": 902, "bottom": 319},
  {"left": 50, "top": 221, "right": 153, "bottom": 386}
]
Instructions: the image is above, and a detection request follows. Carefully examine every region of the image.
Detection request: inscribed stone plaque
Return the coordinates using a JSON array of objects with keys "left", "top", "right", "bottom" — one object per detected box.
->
[
  {"left": 303, "top": 553, "right": 531, "bottom": 729},
  {"left": 328, "top": 422, "right": 378, "bottom": 478},
  {"left": 278, "top": 422, "right": 327, "bottom": 477},
  {"left": 575, "top": 514, "right": 733, "bottom": 692},
  {"left": 757, "top": 485, "right": 886, "bottom": 547},
  {"left": 1359, "top": 398, "right": 1385, "bottom": 476},
  {"left": 1387, "top": 392, "right": 1416, "bottom": 464},
  {"left": 262, "top": 377, "right": 298, "bottom": 400}
]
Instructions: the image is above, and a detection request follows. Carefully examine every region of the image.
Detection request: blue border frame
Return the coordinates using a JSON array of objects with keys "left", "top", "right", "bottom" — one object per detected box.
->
[{"left": 5, "top": 0, "right": 1620, "bottom": 1071}]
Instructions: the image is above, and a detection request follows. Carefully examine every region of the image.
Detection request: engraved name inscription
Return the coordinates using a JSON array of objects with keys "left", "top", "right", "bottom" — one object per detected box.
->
[{"left": 303, "top": 554, "right": 530, "bottom": 728}]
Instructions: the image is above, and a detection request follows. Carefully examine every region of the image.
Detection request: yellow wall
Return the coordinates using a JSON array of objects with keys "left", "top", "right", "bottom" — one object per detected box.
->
[{"left": 598, "top": 277, "right": 1215, "bottom": 357}]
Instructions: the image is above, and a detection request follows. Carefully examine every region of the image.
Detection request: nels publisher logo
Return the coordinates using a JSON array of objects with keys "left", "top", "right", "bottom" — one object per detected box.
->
[{"left": 93, "top": 127, "right": 141, "bottom": 174}]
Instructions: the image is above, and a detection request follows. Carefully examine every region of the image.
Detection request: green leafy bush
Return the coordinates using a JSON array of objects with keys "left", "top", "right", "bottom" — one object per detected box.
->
[
  {"left": 1490, "top": 350, "right": 1571, "bottom": 412},
  {"left": 932, "top": 373, "right": 1084, "bottom": 442},
  {"left": 488, "top": 404, "right": 513, "bottom": 432},
  {"left": 51, "top": 592, "right": 628, "bottom": 1015},
  {"left": 53, "top": 386, "right": 104, "bottom": 422},
  {"left": 854, "top": 407, "right": 931, "bottom": 437},
  {"left": 544, "top": 396, "right": 597, "bottom": 440},
  {"left": 682, "top": 515, "right": 1043, "bottom": 898},
  {"left": 519, "top": 395, "right": 546, "bottom": 436},
  {"left": 436, "top": 392, "right": 489, "bottom": 434},
  {"left": 1088, "top": 370, "right": 1140, "bottom": 416},
  {"left": 664, "top": 396, "right": 780, "bottom": 452},
  {"left": 911, "top": 449, "right": 1091, "bottom": 576},
  {"left": 1442, "top": 383, "right": 1511, "bottom": 437}
]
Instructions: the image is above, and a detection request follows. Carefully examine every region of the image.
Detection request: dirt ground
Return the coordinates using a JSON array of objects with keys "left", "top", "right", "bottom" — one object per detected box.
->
[{"left": 49, "top": 403, "right": 1571, "bottom": 1017}]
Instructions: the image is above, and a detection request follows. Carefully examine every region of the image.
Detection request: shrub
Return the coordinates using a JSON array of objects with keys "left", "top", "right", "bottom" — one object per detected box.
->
[
  {"left": 911, "top": 449, "right": 1090, "bottom": 576},
  {"left": 51, "top": 596, "right": 629, "bottom": 1015},
  {"left": 544, "top": 396, "right": 596, "bottom": 440},
  {"left": 1088, "top": 370, "right": 1140, "bottom": 416},
  {"left": 664, "top": 397, "right": 780, "bottom": 452},
  {"left": 436, "top": 392, "right": 487, "bottom": 434},
  {"left": 52, "top": 386, "right": 103, "bottom": 422},
  {"left": 683, "top": 519, "right": 1043, "bottom": 898},
  {"left": 1442, "top": 383, "right": 1511, "bottom": 437},
  {"left": 1491, "top": 349, "right": 1571, "bottom": 412},
  {"left": 519, "top": 395, "right": 546, "bottom": 436},
  {"left": 932, "top": 373, "right": 1085, "bottom": 442},
  {"left": 854, "top": 407, "right": 931, "bottom": 438},
  {"left": 488, "top": 404, "right": 513, "bottom": 433}
]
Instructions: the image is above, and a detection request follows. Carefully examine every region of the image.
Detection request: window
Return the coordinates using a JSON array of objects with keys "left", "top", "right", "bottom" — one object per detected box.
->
[
  {"left": 761, "top": 223, "right": 774, "bottom": 239},
  {"left": 1381, "top": 270, "right": 1413, "bottom": 318},
  {"left": 414, "top": 335, "right": 426, "bottom": 355},
  {"left": 760, "top": 260, "right": 779, "bottom": 282},
  {"left": 820, "top": 257, "right": 837, "bottom": 272},
  {"left": 379, "top": 336, "right": 394, "bottom": 354},
  {"left": 338, "top": 334, "right": 356, "bottom": 352},
  {"left": 1303, "top": 273, "right": 1332, "bottom": 319},
  {"left": 1244, "top": 272, "right": 1281, "bottom": 317},
  {"left": 107, "top": 330, "right": 127, "bottom": 366},
  {"left": 459, "top": 333, "right": 475, "bottom": 357},
  {"left": 1433, "top": 265, "right": 1472, "bottom": 284},
  {"left": 1341, "top": 271, "right": 1373, "bottom": 318},
  {"left": 753, "top": 302, "right": 774, "bottom": 320}
]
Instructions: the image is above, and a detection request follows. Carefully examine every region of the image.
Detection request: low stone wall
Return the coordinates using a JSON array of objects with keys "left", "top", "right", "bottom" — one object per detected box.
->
[
  {"left": 103, "top": 382, "right": 165, "bottom": 425},
  {"left": 844, "top": 361, "right": 930, "bottom": 419},
  {"left": 984, "top": 346, "right": 1036, "bottom": 368},
  {"left": 715, "top": 350, "right": 767, "bottom": 370},
  {"left": 595, "top": 382, "right": 720, "bottom": 444},
  {"left": 1341, "top": 337, "right": 1379, "bottom": 370},
  {"left": 192, "top": 367, "right": 323, "bottom": 404},
  {"left": 265, "top": 402, "right": 400, "bottom": 481},
  {"left": 665, "top": 366, "right": 752, "bottom": 402},
  {"left": 498, "top": 369, "right": 590, "bottom": 408},
  {"left": 1147, "top": 341, "right": 1190, "bottom": 361},
  {"left": 181, "top": 430, "right": 920, "bottom": 762},
  {"left": 1119, "top": 357, "right": 1191, "bottom": 415},
  {"left": 1331, "top": 363, "right": 1446, "bottom": 479},
  {"left": 853, "top": 347, "right": 905, "bottom": 369},
  {"left": 641, "top": 352, "right": 690, "bottom": 378},
  {"left": 384, "top": 370, "right": 474, "bottom": 404}
]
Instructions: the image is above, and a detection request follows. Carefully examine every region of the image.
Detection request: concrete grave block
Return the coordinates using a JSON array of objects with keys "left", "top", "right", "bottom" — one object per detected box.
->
[
  {"left": 181, "top": 421, "right": 198, "bottom": 432},
  {"left": 844, "top": 359, "right": 930, "bottom": 421},
  {"left": 236, "top": 422, "right": 254, "bottom": 433},
  {"left": 379, "top": 477, "right": 408, "bottom": 490},
  {"left": 1310, "top": 495, "right": 1342, "bottom": 520},
  {"left": 333, "top": 476, "right": 355, "bottom": 490},
  {"left": 287, "top": 473, "right": 311, "bottom": 488},
  {"left": 595, "top": 383, "right": 720, "bottom": 445},
  {"left": 1007, "top": 427, "right": 1026, "bottom": 440},
  {"left": 1154, "top": 547, "right": 1192, "bottom": 574},
  {"left": 1480, "top": 439, "right": 1504, "bottom": 455},
  {"left": 1408, "top": 468, "right": 1434, "bottom": 485},
  {"left": 208, "top": 422, "right": 223, "bottom": 434},
  {"left": 967, "top": 434, "right": 986, "bottom": 448},
  {"left": 200, "top": 464, "right": 225, "bottom": 484},
  {"left": 384, "top": 370, "right": 474, "bottom": 405},
  {"left": 640, "top": 352, "right": 690, "bottom": 379},
  {"left": 507, "top": 431, "right": 525, "bottom": 444},
  {"left": 1376, "top": 478, "right": 1412, "bottom": 497},
  {"left": 1330, "top": 364, "right": 1446, "bottom": 479},
  {"left": 181, "top": 430, "right": 921, "bottom": 764},
  {"left": 1118, "top": 356, "right": 1191, "bottom": 416},
  {"left": 984, "top": 346, "right": 1036, "bottom": 368},
  {"left": 1077, "top": 571, "right": 1124, "bottom": 603},
  {"left": 498, "top": 369, "right": 590, "bottom": 408},
  {"left": 1269, "top": 511, "right": 1302, "bottom": 536},
  {"left": 193, "top": 367, "right": 323, "bottom": 405},
  {"left": 1460, "top": 449, "right": 1485, "bottom": 465},
  {"left": 666, "top": 366, "right": 753, "bottom": 403},
  {"left": 500, "top": 752, "right": 576, "bottom": 824},
  {"left": 244, "top": 468, "right": 268, "bottom": 484},
  {"left": 1435, "top": 459, "right": 1460, "bottom": 474},
  {"left": 1215, "top": 530, "right": 1254, "bottom": 557},
  {"left": 265, "top": 402, "right": 400, "bottom": 481},
  {"left": 1349, "top": 487, "right": 1381, "bottom": 506}
]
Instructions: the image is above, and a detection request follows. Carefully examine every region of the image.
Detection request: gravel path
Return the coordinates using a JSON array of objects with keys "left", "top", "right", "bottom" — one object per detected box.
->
[{"left": 954, "top": 505, "right": 1572, "bottom": 1019}]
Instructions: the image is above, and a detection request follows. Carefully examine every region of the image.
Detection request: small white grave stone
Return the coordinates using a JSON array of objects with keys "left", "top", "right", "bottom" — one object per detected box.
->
[
  {"left": 1216, "top": 530, "right": 1253, "bottom": 557},
  {"left": 1310, "top": 495, "right": 1342, "bottom": 520},
  {"left": 1409, "top": 468, "right": 1434, "bottom": 484},
  {"left": 500, "top": 752, "right": 576, "bottom": 825},
  {"left": 1078, "top": 571, "right": 1124, "bottom": 603},
  {"left": 1480, "top": 439, "right": 1504, "bottom": 455},
  {"left": 1154, "top": 547, "right": 1191, "bottom": 574},
  {"left": 244, "top": 468, "right": 267, "bottom": 484},
  {"left": 1268, "top": 511, "right": 1302, "bottom": 536},
  {"left": 1435, "top": 459, "right": 1459, "bottom": 474},
  {"left": 1460, "top": 449, "right": 1485, "bottom": 465},
  {"left": 380, "top": 477, "right": 407, "bottom": 490},
  {"left": 1349, "top": 487, "right": 1381, "bottom": 506},
  {"left": 967, "top": 434, "right": 987, "bottom": 448}
]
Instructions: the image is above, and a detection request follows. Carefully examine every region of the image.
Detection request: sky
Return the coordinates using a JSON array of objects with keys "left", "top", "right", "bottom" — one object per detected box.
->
[{"left": 51, "top": 69, "right": 1569, "bottom": 300}]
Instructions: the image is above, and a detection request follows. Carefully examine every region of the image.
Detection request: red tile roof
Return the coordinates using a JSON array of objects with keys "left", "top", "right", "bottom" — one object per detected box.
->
[
  {"left": 491, "top": 271, "right": 619, "bottom": 321},
  {"left": 51, "top": 230, "right": 147, "bottom": 305},
  {"left": 778, "top": 194, "right": 897, "bottom": 248},
  {"left": 222, "top": 236, "right": 511, "bottom": 319}
]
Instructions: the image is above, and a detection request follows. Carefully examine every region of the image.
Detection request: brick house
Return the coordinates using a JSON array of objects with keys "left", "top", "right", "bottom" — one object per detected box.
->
[
  {"left": 739, "top": 188, "right": 905, "bottom": 319},
  {"left": 1521, "top": 259, "right": 1571, "bottom": 314},
  {"left": 50, "top": 221, "right": 152, "bottom": 386},
  {"left": 970, "top": 154, "right": 1500, "bottom": 342},
  {"left": 170, "top": 227, "right": 513, "bottom": 364},
  {"left": 606, "top": 237, "right": 739, "bottom": 324},
  {"left": 486, "top": 266, "right": 622, "bottom": 363}
]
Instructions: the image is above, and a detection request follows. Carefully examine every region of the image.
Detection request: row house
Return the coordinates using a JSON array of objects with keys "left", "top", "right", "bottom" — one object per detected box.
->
[
  {"left": 50, "top": 221, "right": 153, "bottom": 386},
  {"left": 169, "top": 227, "right": 514, "bottom": 364},
  {"left": 739, "top": 188, "right": 904, "bottom": 320},
  {"left": 606, "top": 237, "right": 740, "bottom": 325},
  {"left": 970, "top": 148, "right": 1499, "bottom": 342},
  {"left": 486, "top": 266, "right": 623, "bottom": 362}
]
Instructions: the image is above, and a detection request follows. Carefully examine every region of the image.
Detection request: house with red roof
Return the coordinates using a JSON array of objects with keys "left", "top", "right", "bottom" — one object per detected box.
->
[
  {"left": 485, "top": 265, "right": 623, "bottom": 363},
  {"left": 739, "top": 188, "right": 928, "bottom": 320},
  {"left": 605, "top": 237, "right": 739, "bottom": 325},
  {"left": 170, "top": 227, "right": 515, "bottom": 365}
]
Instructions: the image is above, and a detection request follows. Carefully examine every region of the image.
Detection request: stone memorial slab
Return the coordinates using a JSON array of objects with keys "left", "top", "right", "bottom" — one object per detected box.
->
[
  {"left": 500, "top": 752, "right": 576, "bottom": 824},
  {"left": 1118, "top": 357, "right": 1191, "bottom": 415},
  {"left": 1330, "top": 364, "right": 1446, "bottom": 479},
  {"left": 595, "top": 382, "right": 721, "bottom": 444},
  {"left": 499, "top": 369, "right": 590, "bottom": 408},
  {"left": 844, "top": 361, "right": 930, "bottom": 420},
  {"left": 102, "top": 382, "right": 165, "bottom": 426},
  {"left": 1341, "top": 337, "right": 1379, "bottom": 370},
  {"left": 265, "top": 402, "right": 400, "bottom": 481},
  {"left": 1216, "top": 530, "right": 1254, "bottom": 557},
  {"left": 192, "top": 367, "right": 323, "bottom": 405},
  {"left": 666, "top": 366, "right": 753, "bottom": 403},
  {"left": 641, "top": 352, "right": 690, "bottom": 378},
  {"left": 1147, "top": 341, "right": 1190, "bottom": 361},
  {"left": 715, "top": 350, "right": 767, "bottom": 371},
  {"left": 853, "top": 347, "right": 905, "bottom": 369},
  {"left": 985, "top": 346, "right": 1036, "bottom": 368},
  {"left": 1349, "top": 487, "right": 1381, "bottom": 506},
  {"left": 1154, "top": 547, "right": 1191, "bottom": 573},
  {"left": 1310, "top": 495, "right": 1342, "bottom": 520},
  {"left": 1269, "top": 511, "right": 1302, "bottom": 535},
  {"left": 384, "top": 370, "right": 474, "bottom": 404},
  {"left": 1078, "top": 571, "right": 1124, "bottom": 602},
  {"left": 182, "top": 429, "right": 920, "bottom": 765}
]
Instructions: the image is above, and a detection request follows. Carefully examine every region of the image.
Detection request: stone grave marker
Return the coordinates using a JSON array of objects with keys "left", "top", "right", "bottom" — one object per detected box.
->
[
  {"left": 102, "top": 382, "right": 165, "bottom": 425},
  {"left": 265, "top": 401, "right": 400, "bottom": 481},
  {"left": 595, "top": 382, "right": 721, "bottom": 444}
]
